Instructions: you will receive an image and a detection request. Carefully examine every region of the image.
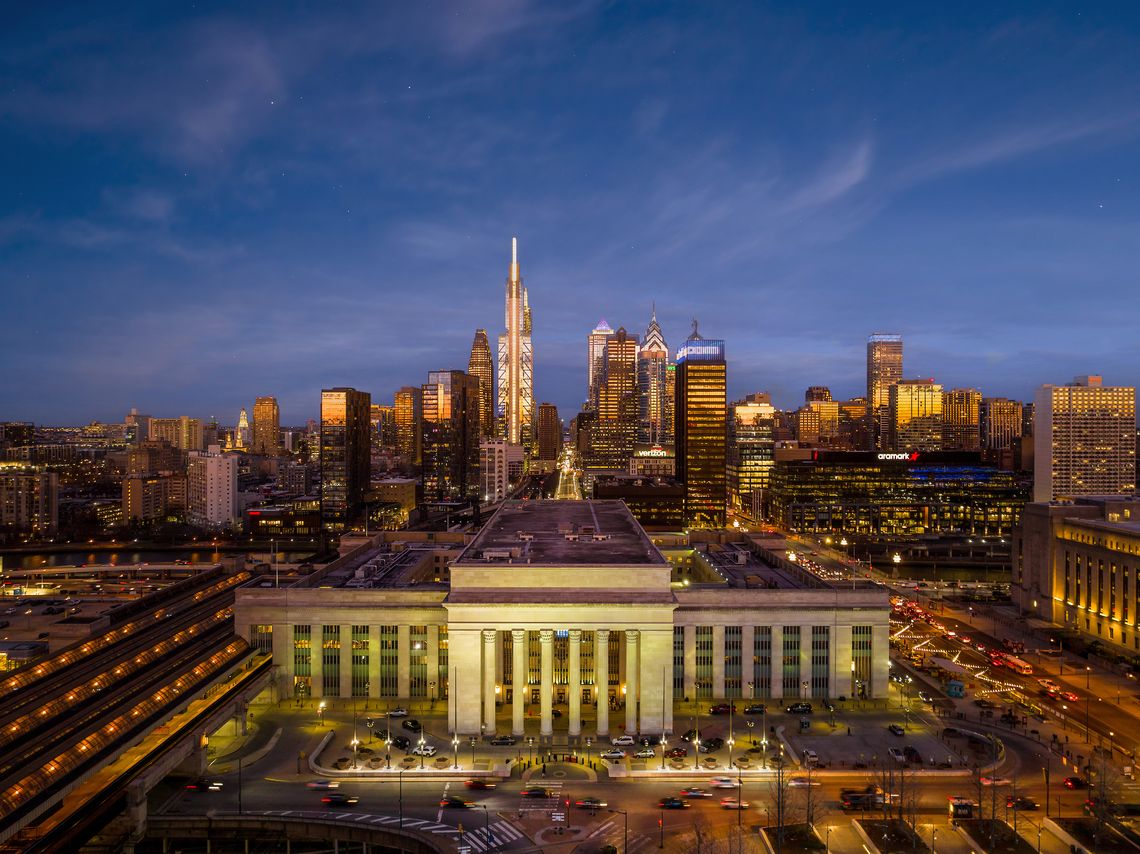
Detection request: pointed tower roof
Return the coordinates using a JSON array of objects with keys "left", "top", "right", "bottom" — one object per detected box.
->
[
  {"left": 593, "top": 318, "right": 613, "bottom": 333},
  {"left": 641, "top": 305, "right": 668, "bottom": 354}
]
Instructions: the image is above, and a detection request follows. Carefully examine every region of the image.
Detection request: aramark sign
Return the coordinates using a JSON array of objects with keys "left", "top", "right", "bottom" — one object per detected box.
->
[{"left": 877, "top": 452, "right": 920, "bottom": 461}]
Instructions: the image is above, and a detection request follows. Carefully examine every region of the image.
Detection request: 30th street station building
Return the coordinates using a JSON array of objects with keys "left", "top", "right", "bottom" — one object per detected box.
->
[{"left": 235, "top": 501, "right": 889, "bottom": 741}]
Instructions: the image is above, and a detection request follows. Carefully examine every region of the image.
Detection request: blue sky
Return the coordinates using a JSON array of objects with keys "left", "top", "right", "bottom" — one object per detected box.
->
[{"left": 2, "top": 1, "right": 1139, "bottom": 425}]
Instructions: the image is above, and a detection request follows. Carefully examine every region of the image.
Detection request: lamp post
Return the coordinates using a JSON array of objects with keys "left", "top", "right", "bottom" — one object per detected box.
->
[
  {"left": 747, "top": 719, "right": 755, "bottom": 745},
  {"left": 660, "top": 735, "right": 667, "bottom": 771},
  {"left": 385, "top": 736, "right": 392, "bottom": 769},
  {"left": 727, "top": 735, "right": 734, "bottom": 772},
  {"left": 418, "top": 736, "right": 426, "bottom": 769},
  {"left": 825, "top": 826, "right": 832, "bottom": 854},
  {"left": 351, "top": 735, "right": 360, "bottom": 769},
  {"left": 694, "top": 734, "right": 701, "bottom": 770},
  {"left": 398, "top": 767, "right": 405, "bottom": 828},
  {"left": 470, "top": 736, "right": 477, "bottom": 766},
  {"left": 366, "top": 716, "right": 374, "bottom": 743},
  {"left": 476, "top": 804, "right": 494, "bottom": 848},
  {"left": 609, "top": 808, "right": 628, "bottom": 853},
  {"left": 452, "top": 734, "right": 460, "bottom": 769},
  {"left": 528, "top": 736, "right": 534, "bottom": 764},
  {"left": 931, "top": 826, "right": 938, "bottom": 854},
  {"left": 429, "top": 680, "right": 436, "bottom": 710},
  {"left": 317, "top": 699, "right": 326, "bottom": 725},
  {"left": 585, "top": 737, "right": 592, "bottom": 766}
]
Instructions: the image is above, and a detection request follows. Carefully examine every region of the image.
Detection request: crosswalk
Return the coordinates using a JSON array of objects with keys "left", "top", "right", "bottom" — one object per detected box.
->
[
  {"left": 454, "top": 819, "right": 526, "bottom": 852},
  {"left": 250, "top": 809, "right": 527, "bottom": 851},
  {"left": 518, "top": 779, "right": 564, "bottom": 811},
  {"left": 586, "top": 819, "right": 655, "bottom": 853}
]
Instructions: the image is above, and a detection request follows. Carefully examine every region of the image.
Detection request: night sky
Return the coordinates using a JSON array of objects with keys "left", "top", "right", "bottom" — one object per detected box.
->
[{"left": 3, "top": 2, "right": 1139, "bottom": 425}]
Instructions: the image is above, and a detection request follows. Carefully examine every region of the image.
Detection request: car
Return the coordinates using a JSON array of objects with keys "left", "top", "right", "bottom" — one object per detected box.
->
[
  {"left": 439, "top": 795, "right": 473, "bottom": 808},
  {"left": 391, "top": 735, "right": 410, "bottom": 751},
  {"left": 411, "top": 744, "right": 437, "bottom": 757},
  {"left": 680, "top": 729, "right": 698, "bottom": 742},
  {"left": 601, "top": 749, "right": 627, "bottom": 762},
  {"left": 788, "top": 777, "right": 821, "bottom": 788},
  {"left": 306, "top": 780, "right": 339, "bottom": 790},
  {"left": 680, "top": 787, "right": 712, "bottom": 798},
  {"left": 1007, "top": 796, "right": 1038, "bottom": 810},
  {"left": 387, "top": 707, "right": 409, "bottom": 717},
  {"left": 1061, "top": 691, "right": 1080, "bottom": 702},
  {"left": 465, "top": 779, "right": 496, "bottom": 789},
  {"left": 917, "top": 691, "right": 933, "bottom": 704},
  {"left": 1038, "top": 678, "right": 1060, "bottom": 691},
  {"left": 720, "top": 797, "right": 750, "bottom": 809},
  {"left": 489, "top": 735, "right": 516, "bottom": 746},
  {"left": 980, "top": 776, "right": 1011, "bottom": 787},
  {"left": 638, "top": 736, "right": 658, "bottom": 747},
  {"left": 322, "top": 793, "right": 359, "bottom": 806},
  {"left": 709, "top": 703, "right": 737, "bottom": 714},
  {"left": 611, "top": 735, "right": 635, "bottom": 746},
  {"left": 634, "top": 748, "right": 656, "bottom": 759},
  {"left": 801, "top": 749, "right": 819, "bottom": 766},
  {"left": 786, "top": 702, "right": 813, "bottom": 714},
  {"left": 576, "top": 797, "right": 608, "bottom": 809},
  {"left": 709, "top": 776, "right": 740, "bottom": 789},
  {"left": 374, "top": 729, "right": 392, "bottom": 742},
  {"left": 1063, "top": 776, "right": 1088, "bottom": 790},
  {"left": 666, "top": 746, "right": 689, "bottom": 759},
  {"left": 185, "top": 779, "right": 223, "bottom": 792},
  {"left": 659, "top": 797, "right": 690, "bottom": 809},
  {"left": 888, "top": 747, "right": 906, "bottom": 764},
  {"left": 744, "top": 704, "right": 767, "bottom": 714},
  {"left": 959, "top": 635, "right": 971, "bottom": 645},
  {"left": 401, "top": 719, "right": 422, "bottom": 732},
  {"left": 902, "top": 746, "right": 921, "bottom": 763},
  {"left": 699, "top": 737, "right": 725, "bottom": 753},
  {"left": 887, "top": 724, "right": 905, "bottom": 736},
  {"left": 521, "top": 786, "right": 551, "bottom": 798}
]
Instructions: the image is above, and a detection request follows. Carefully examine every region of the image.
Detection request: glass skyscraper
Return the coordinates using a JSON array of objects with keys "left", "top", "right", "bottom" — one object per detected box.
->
[
  {"left": 320, "top": 387, "right": 371, "bottom": 533},
  {"left": 675, "top": 323, "right": 726, "bottom": 527}
]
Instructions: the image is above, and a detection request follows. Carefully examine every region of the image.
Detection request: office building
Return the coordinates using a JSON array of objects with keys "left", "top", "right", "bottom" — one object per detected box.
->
[
  {"left": 591, "top": 327, "right": 640, "bottom": 468},
  {"left": 837, "top": 398, "right": 870, "bottom": 450},
  {"left": 394, "top": 386, "right": 423, "bottom": 465},
  {"left": 370, "top": 404, "right": 396, "bottom": 448},
  {"left": 123, "top": 409, "right": 150, "bottom": 445},
  {"left": 1033, "top": 376, "right": 1136, "bottom": 503},
  {"left": 0, "top": 422, "right": 34, "bottom": 450},
  {"left": 675, "top": 322, "right": 727, "bottom": 527},
  {"left": 728, "top": 394, "right": 776, "bottom": 519},
  {"left": 980, "top": 397, "right": 1024, "bottom": 451},
  {"left": 888, "top": 378, "right": 943, "bottom": 452},
  {"left": 277, "top": 463, "right": 314, "bottom": 497},
  {"left": 867, "top": 333, "right": 903, "bottom": 450},
  {"left": 480, "top": 438, "right": 525, "bottom": 502},
  {"left": 0, "top": 463, "right": 58, "bottom": 536},
  {"left": 468, "top": 329, "right": 495, "bottom": 438},
  {"left": 320, "top": 387, "right": 372, "bottom": 533},
  {"left": 149, "top": 416, "right": 204, "bottom": 452},
  {"left": 1014, "top": 497, "right": 1140, "bottom": 654},
  {"left": 122, "top": 473, "right": 186, "bottom": 522},
  {"left": 235, "top": 408, "right": 251, "bottom": 449},
  {"left": 536, "top": 403, "right": 561, "bottom": 463},
  {"left": 497, "top": 238, "right": 535, "bottom": 451},
  {"left": 941, "top": 388, "right": 981, "bottom": 451},
  {"left": 234, "top": 500, "right": 890, "bottom": 735},
  {"left": 252, "top": 397, "right": 281, "bottom": 455},
  {"left": 637, "top": 308, "right": 672, "bottom": 447},
  {"left": 422, "top": 371, "right": 480, "bottom": 502},
  {"left": 127, "top": 439, "right": 183, "bottom": 475},
  {"left": 586, "top": 319, "right": 615, "bottom": 409},
  {"left": 186, "top": 446, "right": 238, "bottom": 529},
  {"left": 805, "top": 386, "right": 832, "bottom": 403}
]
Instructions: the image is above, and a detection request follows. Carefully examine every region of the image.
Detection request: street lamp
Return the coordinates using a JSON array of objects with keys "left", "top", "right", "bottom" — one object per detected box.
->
[
  {"left": 317, "top": 699, "right": 326, "bottom": 725},
  {"left": 660, "top": 735, "right": 668, "bottom": 771},
  {"left": 727, "top": 735, "right": 734, "bottom": 771},
  {"left": 351, "top": 736, "right": 360, "bottom": 769},
  {"left": 608, "top": 808, "right": 628, "bottom": 853},
  {"left": 418, "top": 736, "right": 426, "bottom": 768},
  {"left": 747, "top": 719, "right": 755, "bottom": 745},
  {"left": 585, "top": 737, "right": 592, "bottom": 766},
  {"left": 452, "top": 734, "right": 460, "bottom": 769},
  {"left": 385, "top": 736, "right": 392, "bottom": 769},
  {"left": 694, "top": 735, "right": 701, "bottom": 770},
  {"left": 366, "top": 716, "right": 374, "bottom": 743},
  {"left": 528, "top": 736, "right": 535, "bottom": 764},
  {"left": 826, "top": 826, "right": 833, "bottom": 854},
  {"left": 429, "top": 680, "right": 436, "bottom": 709}
]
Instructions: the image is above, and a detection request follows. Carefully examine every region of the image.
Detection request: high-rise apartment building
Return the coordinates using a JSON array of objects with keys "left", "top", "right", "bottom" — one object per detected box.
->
[
  {"left": 497, "top": 238, "right": 534, "bottom": 451},
  {"left": 805, "top": 386, "right": 832, "bottom": 403},
  {"left": 980, "top": 397, "right": 1024, "bottom": 451},
  {"left": 149, "top": 416, "right": 204, "bottom": 451},
  {"left": 468, "top": 329, "right": 495, "bottom": 437},
  {"left": 587, "top": 319, "right": 615, "bottom": 409},
  {"left": 1033, "top": 376, "right": 1136, "bottom": 502},
  {"left": 0, "top": 463, "right": 58, "bottom": 535},
  {"left": 127, "top": 439, "right": 184, "bottom": 475},
  {"left": 941, "top": 388, "right": 981, "bottom": 451},
  {"left": 252, "top": 396, "right": 281, "bottom": 455},
  {"left": 320, "top": 387, "right": 372, "bottom": 533},
  {"left": 867, "top": 334, "right": 903, "bottom": 450},
  {"left": 537, "top": 402, "right": 561, "bottom": 463},
  {"left": 422, "top": 370, "right": 481, "bottom": 502},
  {"left": 186, "top": 446, "right": 237, "bottom": 529},
  {"left": 394, "top": 386, "right": 423, "bottom": 465},
  {"left": 479, "top": 437, "right": 525, "bottom": 502},
  {"left": 888, "top": 378, "right": 943, "bottom": 451},
  {"left": 675, "top": 322, "right": 727, "bottom": 527},
  {"left": 637, "top": 309, "right": 672, "bottom": 447},
  {"left": 728, "top": 394, "right": 776, "bottom": 519},
  {"left": 0, "top": 422, "right": 34, "bottom": 450},
  {"left": 592, "top": 327, "right": 640, "bottom": 468},
  {"left": 123, "top": 473, "right": 186, "bottom": 522}
]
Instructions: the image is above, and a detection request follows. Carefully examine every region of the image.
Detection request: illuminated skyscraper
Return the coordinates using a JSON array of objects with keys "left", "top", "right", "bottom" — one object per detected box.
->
[
  {"left": 422, "top": 370, "right": 481, "bottom": 501},
  {"left": 537, "top": 402, "right": 561, "bottom": 463},
  {"left": 1033, "top": 376, "right": 1136, "bottom": 502},
  {"left": 587, "top": 318, "right": 615, "bottom": 408},
  {"left": 637, "top": 307, "right": 672, "bottom": 447},
  {"left": 320, "top": 387, "right": 371, "bottom": 533},
  {"left": 728, "top": 394, "right": 775, "bottom": 519},
  {"left": 592, "top": 327, "right": 639, "bottom": 467},
  {"left": 675, "top": 322, "right": 727, "bottom": 527},
  {"left": 867, "top": 333, "right": 903, "bottom": 449},
  {"left": 941, "top": 388, "right": 981, "bottom": 451},
  {"left": 252, "top": 396, "right": 281, "bottom": 455},
  {"left": 980, "top": 397, "right": 1023, "bottom": 451},
  {"left": 805, "top": 386, "right": 832, "bottom": 402},
  {"left": 497, "top": 238, "right": 534, "bottom": 451},
  {"left": 149, "top": 416, "right": 204, "bottom": 452},
  {"left": 888, "top": 378, "right": 943, "bottom": 451},
  {"left": 370, "top": 404, "right": 396, "bottom": 447},
  {"left": 235, "top": 408, "right": 250, "bottom": 449},
  {"left": 394, "top": 386, "right": 423, "bottom": 465},
  {"left": 468, "top": 329, "right": 495, "bottom": 437},
  {"left": 187, "top": 446, "right": 237, "bottom": 529}
]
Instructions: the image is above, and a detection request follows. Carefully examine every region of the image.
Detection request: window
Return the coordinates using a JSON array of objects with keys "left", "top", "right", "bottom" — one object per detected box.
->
[
  {"left": 293, "top": 625, "right": 311, "bottom": 697},
  {"left": 852, "top": 625, "right": 872, "bottom": 698},
  {"left": 379, "top": 625, "right": 398, "bottom": 697},
  {"left": 409, "top": 626, "right": 428, "bottom": 697},
  {"left": 322, "top": 625, "right": 340, "bottom": 697},
  {"left": 695, "top": 627, "right": 713, "bottom": 699},
  {"left": 673, "top": 627, "right": 685, "bottom": 695},
  {"left": 781, "top": 627, "right": 800, "bottom": 698},
  {"left": 351, "top": 625, "right": 369, "bottom": 698},
  {"left": 811, "top": 626, "right": 829, "bottom": 698},
  {"left": 753, "top": 627, "right": 771, "bottom": 699},
  {"left": 724, "top": 626, "right": 742, "bottom": 698},
  {"left": 250, "top": 624, "right": 272, "bottom": 655}
]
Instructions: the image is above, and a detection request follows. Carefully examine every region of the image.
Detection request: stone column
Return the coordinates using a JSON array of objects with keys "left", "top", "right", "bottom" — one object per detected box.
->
[
  {"left": 397, "top": 625, "right": 411, "bottom": 699},
  {"left": 448, "top": 629, "right": 482, "bottom": 734},
  {"left": 427, "top": 625, "right": 440, "bottom": 705},
  {"left": 712, "top": 625, "right": 726, "bottom": 699},
  {"left": 310, "top": 626, "right": 323, "bottom": 700},
  {"left": 625, "top": 629, "right": 639, "bottom": 734},
  {"left": 800, "top": 624, "right": 813, "bottom": 698},
  {"left": 272, "top": 623, "right": 292, "bottom": 702},
  {"left": 831, "top": 623, "right": 850, "bottom": 699},
  {"left": 741, "top": 625, "right": 755, "bottom": 702},
  {"left": 483, "top": 629, "right": 498, "bottom": 734},
  {"left": 512, "top": 629, "right": 526, "bottom": 736},
  {"left": 369, "top": 624, "right": 381, "bottom": 699},
  {"left": 568, "top": 629, "right": 582, "bottom": 736},
  {"left": 540, "top": 629, "right": 554, "bottom": 737},
  {"left": 770, "top": 625, "right": 783, "bottom": 700},
  {"left": 682, "top": 625, "right": 696, "bottom": 700},
  {"left": 596, "top": 629, "right": 610, "bottom": 736},
  {"left": 871, "top": 622, "right": 890, "bottom": 698},
  {"left": 638, "top": 629, "right": 673, "bottom": 734},
  {"left": 339, "top": 624, "right": 353, "bottom": 699}
]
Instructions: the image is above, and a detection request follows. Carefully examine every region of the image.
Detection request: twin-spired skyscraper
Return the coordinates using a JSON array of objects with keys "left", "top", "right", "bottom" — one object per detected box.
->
[{"left": 497, "top": 238, "right": 535, "bottom": 451}]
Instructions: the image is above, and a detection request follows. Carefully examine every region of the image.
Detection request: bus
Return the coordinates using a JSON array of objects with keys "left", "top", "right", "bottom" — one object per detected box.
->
[{"left": 1003, "top": 655, "right": 1033, "bottom": 676}]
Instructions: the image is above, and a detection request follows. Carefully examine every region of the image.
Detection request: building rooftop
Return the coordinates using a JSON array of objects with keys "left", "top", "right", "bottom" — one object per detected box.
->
[{"left": 454, "top": 500, "right": 667, "bottom": 566}]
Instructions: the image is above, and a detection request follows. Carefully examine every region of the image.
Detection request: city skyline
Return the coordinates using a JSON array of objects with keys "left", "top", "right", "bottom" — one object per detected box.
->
[{"left": 4, "top": 3, "right": 1140, "bottom": 423}]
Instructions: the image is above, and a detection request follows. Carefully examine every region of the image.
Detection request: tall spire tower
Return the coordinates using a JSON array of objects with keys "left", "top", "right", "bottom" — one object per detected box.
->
[{"left": 497, "top": 237, "right": 534, "bottom": 450}]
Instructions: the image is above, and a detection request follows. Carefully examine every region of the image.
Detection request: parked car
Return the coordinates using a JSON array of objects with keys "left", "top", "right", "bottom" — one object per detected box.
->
[
  {"left": 699, "top": 737, "right": 725, "bottom": 753},
  {"left": 659, "top": 797, "right": 690, "bottom": 809},
  {"left": 411, "top": 744, "right": 437, "bottom": 757},
  {"left": 489, "top": 735, "right": 516, "bottom": 746},
  {"left": 401, "top": 719, "right": 423, "bottom": 732},
  {"left": 786, "top": 702, "right": 813, "bottom": 714},
  {"left": 387, "top": 707, "right": 409, "bottom": 717},
  {"left": 390, "top": 735, "right": 410, "bottom": 751},
  {"left": 680, "top": 787, "right": 712, "bottom": 798},
  {"left": 439, "top": 795, "right": 472, "bottom": 808},
  {"left": 680, "top": 729, "right": 698, "bottom": 742},
  {"left": 322, "top": 793, "right": 359, "bottom": 806},
  {"left": 601, "top": 749, "right": 627, "bottom": 762},
  {"left": 666, "top": 746, "right": 689, "bottom": 759},
  {"left": 576, "top": 797, "right": 607, "bottom": 809},
  {"left": 888, "top": 747, "right": 907, "bottom": 764},
  {"left": 611, "top": 735, "right": 635, "bottom": 746},
  {"left": 634, "top": 748, "right": 656, "bottom": 759},
  {"left": 887, "top": 724, "right": 905, "bottom": 736},
  {"left": 709, "top": 703, "right": 737, "bottom": 715},
  {"left": 709, "top": 776, "right": 739, "bottom": 789}
]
